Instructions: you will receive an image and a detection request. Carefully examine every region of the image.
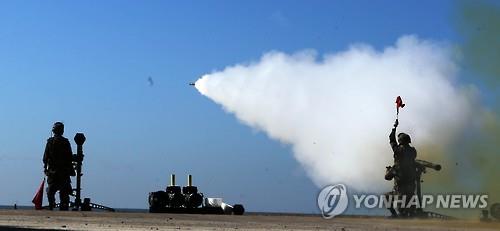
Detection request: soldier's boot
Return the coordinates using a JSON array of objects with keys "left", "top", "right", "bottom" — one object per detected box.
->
[
  {"left": 385, "top": 192, "right": 398, "bottom": 218},
  {"left": 47, "top": 188, "right": 56, "bottom": 210},
  {"left": 59, "top": 204, "right": 69, "bottom": 211},
  {"left": 388, "top": 207, "right": 398, "bottom": 218},
  {"left": 59, "top": 203, "right": 69, "bottom": 211},
  {"left": 59, "top": 192, "right": 70, "bottom": 211},
  {"left": 48, "top": 201, "right": 55, "bottom": 210},
  {"left": 399, "top": 207, "right": 413, "bottom": 218}
]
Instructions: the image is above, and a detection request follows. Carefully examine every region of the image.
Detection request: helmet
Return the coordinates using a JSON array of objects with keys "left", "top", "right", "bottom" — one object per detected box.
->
[
  {"left": 397, "top": 132, "right": 411, "bottom": 145},
  {"left": 52, "top": 122, "right": 64, "bottom": 135}
]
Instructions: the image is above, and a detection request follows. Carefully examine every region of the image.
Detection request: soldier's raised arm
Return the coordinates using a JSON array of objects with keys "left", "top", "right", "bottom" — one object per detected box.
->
[{"left": 389, "top": 119, "right": 398, "bottom": 152}]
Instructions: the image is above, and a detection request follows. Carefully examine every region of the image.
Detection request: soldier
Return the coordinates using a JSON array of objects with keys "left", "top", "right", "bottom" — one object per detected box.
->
[
  {"left": 43, "top": 122, "right": 75, "bottom": 210},
  {"left": 385, "top": 119, "right": 417, "bottom": 217}
]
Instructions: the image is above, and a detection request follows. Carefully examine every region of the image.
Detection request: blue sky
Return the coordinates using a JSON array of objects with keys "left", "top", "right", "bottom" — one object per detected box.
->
[{"left": 0, "top": 0, "right": 479, "bottom": 212}]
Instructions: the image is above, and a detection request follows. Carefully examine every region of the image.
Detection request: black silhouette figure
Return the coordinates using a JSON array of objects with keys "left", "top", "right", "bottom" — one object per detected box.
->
[
  {"left": 385, "top": 119, "right": 417, "bottom": 217},
  {"left": 43, "top": 122, "right": 75, "bottom": 210}
]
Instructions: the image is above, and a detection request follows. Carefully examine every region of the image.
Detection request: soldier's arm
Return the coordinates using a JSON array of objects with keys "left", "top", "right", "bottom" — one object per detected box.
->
[
  {"left": 43, "top": 139, "right": 50, "bottom": 169},
  {"left": 65, "top": 139, "right": 73, "bottom": 164},
  {"left": 389, "top": 128, "right": 398, "bottom": 152},
  {"left": 64, "top": 139, "right": 75, "bottom": 176}
]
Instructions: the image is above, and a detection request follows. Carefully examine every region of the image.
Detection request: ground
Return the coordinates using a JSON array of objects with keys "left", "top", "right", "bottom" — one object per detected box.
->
[{"left": 0, "top": 210, "right": 499, "bottom": 231}]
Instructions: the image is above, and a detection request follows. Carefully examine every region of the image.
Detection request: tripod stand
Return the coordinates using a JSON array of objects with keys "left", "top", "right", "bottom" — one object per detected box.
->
[
  {"left": 413, "top": 159, "right": 450, "bottom": 219},
  {"left": 71, "top": 133, "right": 114, "bottom": 212}
]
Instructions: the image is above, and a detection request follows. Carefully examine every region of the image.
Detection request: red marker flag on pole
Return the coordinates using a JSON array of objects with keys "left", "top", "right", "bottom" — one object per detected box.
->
[
  {"left": 395, "top": 96, "right": 405, "bottom": 115},
  {"left": 32, "top": 178, "right": 45, "bottom": 210}
]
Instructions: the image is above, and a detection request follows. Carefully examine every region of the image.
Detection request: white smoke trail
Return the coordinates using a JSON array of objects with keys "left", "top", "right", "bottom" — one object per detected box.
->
[{"left": 195, "top": 35, "right": 477, "bottom": 192}]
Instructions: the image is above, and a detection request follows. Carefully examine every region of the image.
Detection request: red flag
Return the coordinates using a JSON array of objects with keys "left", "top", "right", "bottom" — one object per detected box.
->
[
  {"left": 32, "top": 178, "right": 45, "bottom": 210},
  {"left": 395, "top": 96, "right": 405, "bottom": 114}
]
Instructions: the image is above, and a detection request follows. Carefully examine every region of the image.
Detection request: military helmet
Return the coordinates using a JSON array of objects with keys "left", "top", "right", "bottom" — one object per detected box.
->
[
  {"left": 397, "top": 132, "right": 411, "bottom": 144},
  {"left": 52, "top": 122, "right": 64, "bottom": 135}
]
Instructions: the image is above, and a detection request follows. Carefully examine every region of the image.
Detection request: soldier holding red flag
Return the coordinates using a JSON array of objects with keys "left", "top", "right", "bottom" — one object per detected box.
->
[{"left": 385, "top": 96, "right": 417, "bottom": 217}]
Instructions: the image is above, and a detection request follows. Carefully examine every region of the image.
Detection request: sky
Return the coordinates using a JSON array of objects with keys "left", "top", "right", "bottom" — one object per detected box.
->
[{"left": 0, "top": 0, "right": 490, "bottom": 213}]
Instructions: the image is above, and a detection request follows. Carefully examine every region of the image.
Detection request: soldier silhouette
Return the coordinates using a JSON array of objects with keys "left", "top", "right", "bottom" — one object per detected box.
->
[
  {"left": 385, "top": 119, "right": 417, "bottom": 217},
  {"left": 43, "top": 122, "right": 75, "bottom": 210}
]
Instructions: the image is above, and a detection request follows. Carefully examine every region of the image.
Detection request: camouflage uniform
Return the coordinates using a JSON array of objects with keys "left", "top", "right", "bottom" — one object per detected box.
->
[
  {"left": 43, "top": 134, "right": 74, "bottom": 210},
  {"left": 386, "top": 125, "right": 417, "bottom": 217}
]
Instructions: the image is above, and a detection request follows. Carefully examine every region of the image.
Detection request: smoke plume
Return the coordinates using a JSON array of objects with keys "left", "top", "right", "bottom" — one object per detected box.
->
[
  {"left": 452, "top": 0, "right": 500, "bottom": 205},
  {"left": 195, "top": 35, "right": 480, "bottom": 193}
]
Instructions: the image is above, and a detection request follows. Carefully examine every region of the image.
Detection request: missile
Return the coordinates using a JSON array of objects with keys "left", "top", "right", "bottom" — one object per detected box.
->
[{"left": 189, "top": 82, "right": 195, "bottom": 86}]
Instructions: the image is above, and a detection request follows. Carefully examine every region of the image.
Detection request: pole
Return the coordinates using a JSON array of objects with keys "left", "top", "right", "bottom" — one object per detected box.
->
[
  {"left": 74, "top": 144, "right": 82, "bottom": 210},
  {"left": 73, "top": 133, "right": 86, "bottom": 211},
  {"left": 170, "top": 174, "right": 176, "bottom": 186},
  {"left": 188, "top": 174, "right": 192, "bottom": 187}
]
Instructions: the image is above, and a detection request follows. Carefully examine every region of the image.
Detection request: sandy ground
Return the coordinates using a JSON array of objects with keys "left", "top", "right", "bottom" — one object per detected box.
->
[{"left": 0, "top": 210, "right": 499, "bottom": 231}]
